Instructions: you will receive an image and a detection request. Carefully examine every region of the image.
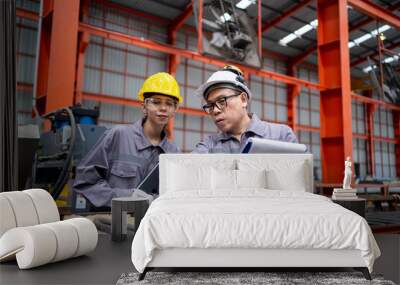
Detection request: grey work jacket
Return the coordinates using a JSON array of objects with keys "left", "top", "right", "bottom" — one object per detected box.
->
[
  {"left": 73, "top": 119, "right": 179, "bottom": 207},
  {"left": 193, "top": 113, "right": 298, "bottom": 153}
]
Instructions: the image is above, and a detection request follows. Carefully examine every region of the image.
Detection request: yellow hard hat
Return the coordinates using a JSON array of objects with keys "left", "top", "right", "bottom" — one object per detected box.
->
[{"left": 137, "top": 72, "right": 182, "bottom": 103}]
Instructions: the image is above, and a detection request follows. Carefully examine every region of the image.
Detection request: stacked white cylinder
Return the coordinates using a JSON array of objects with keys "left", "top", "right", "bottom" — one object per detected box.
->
[{"left": 0, "top": 189, "right": 98, "bottom": 269}]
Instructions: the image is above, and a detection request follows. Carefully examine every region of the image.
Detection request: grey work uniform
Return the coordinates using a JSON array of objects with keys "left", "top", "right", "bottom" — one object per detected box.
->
[
  {"left": 73, "top": 119, "right": 179, "bottom": 207},
  {"left": 193, "top": 113, "right": 298, "bottom": 153}
]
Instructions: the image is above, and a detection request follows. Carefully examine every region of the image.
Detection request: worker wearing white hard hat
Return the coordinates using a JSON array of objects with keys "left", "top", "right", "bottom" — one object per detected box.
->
[{"left": 193, "top": 65, "right": 298, "bottom": 153}]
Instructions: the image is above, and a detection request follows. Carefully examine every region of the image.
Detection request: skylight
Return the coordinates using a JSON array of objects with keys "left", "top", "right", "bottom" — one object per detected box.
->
[
  {"left": 348, "top": 25, "right": 391, "bottom": 48},
  {"left": 279, "top": 19, "right": 318, "bottom": 46},
  {"left": 363, "top": 54, "right": 399, "bottom": 73},
  {"left": 278, "top": 20, "right": 392, "bottom": 49},
  {"left": 236, "top": 0, "right": 256, "bottom": 10}
]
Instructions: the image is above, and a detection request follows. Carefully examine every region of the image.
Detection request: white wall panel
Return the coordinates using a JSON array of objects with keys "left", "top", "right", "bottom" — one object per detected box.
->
[
  {"left": 276, "top": 105, "right": 287, "bottom": 122},
  {"left": 185, "top": 115, "right": 201, "bottom": 130},
  {"left": 276, "top": 86, "right": 287, "bottom": 104},
  {"left": 264, "top": 104, "right": 275, "bottom": 121},
  {"left": 250, "top": 101, "right": 262, "bottom": 118},
  {"left": 299, "top": 109, "right": 310, "bottom": 125},
  {"left": 123, "top": 106, "right": 143, "bottom": 123},
  {"left": 99, "top": 103, "right": 124, "bottom": 123},
  {"left": 174, "top": 113, "right": 184, "bottom": 129},
  {"left": 86, "top": 44, "right": 102, "bottom": 67},
  {"left": 173, "top": 130, "right": 184, "bottom": 151},
  {"left": 104, "top": 47, "right": 125, "bottom": 72},
  {"left": 148, "top": 57, "right": 167, "bottom": 75},
  {"left": 186, "top": 66, "right": 203, "bottom": 87},
  {"left": 185, "top": 131, "right": 201, "bottom": 151},
  {"left": 203, "top": 117, "right": 217, "bottom": 133},
  {"left": 84, "top": 68, "right": 101, "bottom": 94},
  {"left": 17, "top": 56, "right": 35, "bottom": 84},
  {"left": 125, "top": 76, "right": 144, "bottom": 99},
  {"left": 185, "top": 87, "right": 201, "bottom": 109},
  {"left": 102, "top": 72, "right": 124, "bottom": 97},
  {"left": 127, "top": 53, "right": 147, "bottom": 76}
]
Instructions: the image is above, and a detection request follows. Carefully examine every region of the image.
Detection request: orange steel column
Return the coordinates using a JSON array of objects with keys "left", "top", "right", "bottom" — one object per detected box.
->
[
  {"left": 75, "top": 0, "right": 89, "bottom": 105},
  {"left": 366, "top": 104, "right": 376, "bottom": 177},
  {"left": 287, "top": 64, "right": 300, "bottom": 133},
  {"left": 317, "top": 0, "right": 353, "bottom": 183},
  {"left": 36, "top": 0, "right": 80, "bottom": 114},
  {"left": 394, "top": 111, "right": 400, "bottom": 177}
]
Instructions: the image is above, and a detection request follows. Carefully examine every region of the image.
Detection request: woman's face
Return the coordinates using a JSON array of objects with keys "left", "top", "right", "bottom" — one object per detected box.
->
[{"left": 143, "top": 94, "right": 178, "bottom": 126}]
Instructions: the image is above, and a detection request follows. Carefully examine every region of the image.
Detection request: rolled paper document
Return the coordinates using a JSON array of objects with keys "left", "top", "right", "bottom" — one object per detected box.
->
[{"left": 242, "top": 137, "right": 307, "bottom": 154}]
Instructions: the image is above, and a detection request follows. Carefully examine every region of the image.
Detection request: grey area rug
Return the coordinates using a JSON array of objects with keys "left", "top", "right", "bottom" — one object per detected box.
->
[{"left": 116, "top": 272, "right": 395, "bottom": 285}]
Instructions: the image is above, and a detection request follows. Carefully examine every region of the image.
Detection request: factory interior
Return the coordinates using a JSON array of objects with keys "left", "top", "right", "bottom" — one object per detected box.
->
[{"left": 0, "top": 0, "right": 400, "bottom": 284}]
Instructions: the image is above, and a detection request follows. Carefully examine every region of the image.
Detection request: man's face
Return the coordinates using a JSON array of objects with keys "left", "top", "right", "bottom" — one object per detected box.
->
[{"left": 205, "top": 88, "right": 248, "bottom": 133}]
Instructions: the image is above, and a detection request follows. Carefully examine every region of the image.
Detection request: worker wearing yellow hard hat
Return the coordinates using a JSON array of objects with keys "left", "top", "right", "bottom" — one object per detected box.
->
[{"left": 74, "top": 72, "right": 182, "bottom": 207}]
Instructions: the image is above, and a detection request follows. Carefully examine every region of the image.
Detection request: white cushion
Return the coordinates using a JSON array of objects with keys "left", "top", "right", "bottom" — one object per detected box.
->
[
  {"left": 212, "top": 168, "right": 237, "bottom": 190},
  {"left": 23, "top": 189, "right": 59, "bottom": 224},
  {"left": 0, "top": 189, "right": 98, "bottom": 269},
  {"left": 0, "top": 189, "right": 59, "bottom": 238},
  {"left": 236, "top": 169, "right": 267, "bottom": 189},
  {"left": 64, "top": 218, "right": 98, "bottom": 257},
  {"left": 211, "top": 169, "right": 267, "bottom": 191},
  {"left": 266, "top": 162, "right": 307, "bottom": 191},
  {"left": 1, "top": 192, "right": 39, "bottom": 227},
  {"left": 42, "top": 222, "right": 79, "bottom": 262},
  {"left": 0, "top": 218, "right": 97, "bottom": 269},
  {"left": 167, "top": 162, "right": 212, "bottom": 192},
  {"left": 238, "top": 159, "right": 307, "bottom": 192},
  {"left": 0, "top": 225, "right": 57, "bottom": 269},
  {"left": 0, "top": 196, "right": 17, "bottom": 237}
]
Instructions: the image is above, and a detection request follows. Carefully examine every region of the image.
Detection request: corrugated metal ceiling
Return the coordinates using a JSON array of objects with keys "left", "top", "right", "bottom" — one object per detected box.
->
[{"left": 109, "top": 0, "right": 399, "bottom": 74}]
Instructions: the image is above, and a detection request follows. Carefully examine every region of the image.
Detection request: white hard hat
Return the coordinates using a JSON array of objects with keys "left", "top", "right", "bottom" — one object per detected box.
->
[{"left": 195, "top": 68, "right": 252, "bottom": 100}]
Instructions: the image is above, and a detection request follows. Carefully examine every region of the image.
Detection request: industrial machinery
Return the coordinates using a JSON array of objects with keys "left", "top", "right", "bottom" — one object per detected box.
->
[
  {"left": 365, "top": 36, "right": 400, "bottom": 104},
  {"left": 193, "top": 0, "right": 261, "bottom": 67},
  {"left": 29, "top": 106, "right": 107, "bottom": 212}
]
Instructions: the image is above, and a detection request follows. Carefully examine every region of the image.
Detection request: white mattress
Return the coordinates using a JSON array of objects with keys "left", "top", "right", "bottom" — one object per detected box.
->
[{"left": 131, "top": 190, "right": 380, "bottom": 273}]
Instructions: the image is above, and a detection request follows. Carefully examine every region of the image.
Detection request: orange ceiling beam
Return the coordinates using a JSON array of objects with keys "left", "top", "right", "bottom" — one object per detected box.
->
[
  {"left": 351, "top": 92, "right": 400, "bottom": 111},
  {"left": 169, "top": 2, "right": 193, "bottom": 33},
  {"left": 351, "top": 40, "right": 400, "bottom": 67},
  {"left": 92, "top": 0, "right": 169, "bottom": 25},
  {"left": 16, "top": 8, "right": 39, "bottom": 21},
  {"left": 290, "top": 1, "right": 400, "bottom": 65},
  {"left": 78, "top": 22, "right": 324, "bottom": 90},
  {"left": 348, "top": 0, "right": 400, "bottom": 30}
]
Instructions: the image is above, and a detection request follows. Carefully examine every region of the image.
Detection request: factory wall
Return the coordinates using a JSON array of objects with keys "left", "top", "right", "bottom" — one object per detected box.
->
[
  {"left": 15, "top": 0, "right": 397, "bottom": 181},
  {"left": 16, "top": 0, "right": 38, "bottom": 126}
]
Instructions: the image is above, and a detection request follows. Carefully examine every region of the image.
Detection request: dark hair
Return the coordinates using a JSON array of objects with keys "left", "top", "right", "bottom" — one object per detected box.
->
[{"left": 143, "top": 93, "right": 178, "bottom": 102}]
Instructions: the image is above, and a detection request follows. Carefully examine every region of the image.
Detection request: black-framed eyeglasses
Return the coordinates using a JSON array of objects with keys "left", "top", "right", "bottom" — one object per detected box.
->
[{"left": 202, "top": 93, "right": 242, "bottom": 114}]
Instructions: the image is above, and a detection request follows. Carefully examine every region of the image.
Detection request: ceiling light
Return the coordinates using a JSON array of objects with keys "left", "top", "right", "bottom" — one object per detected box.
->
[{"left": 236, "top": 0, "right": 256, "bottom": 10}]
